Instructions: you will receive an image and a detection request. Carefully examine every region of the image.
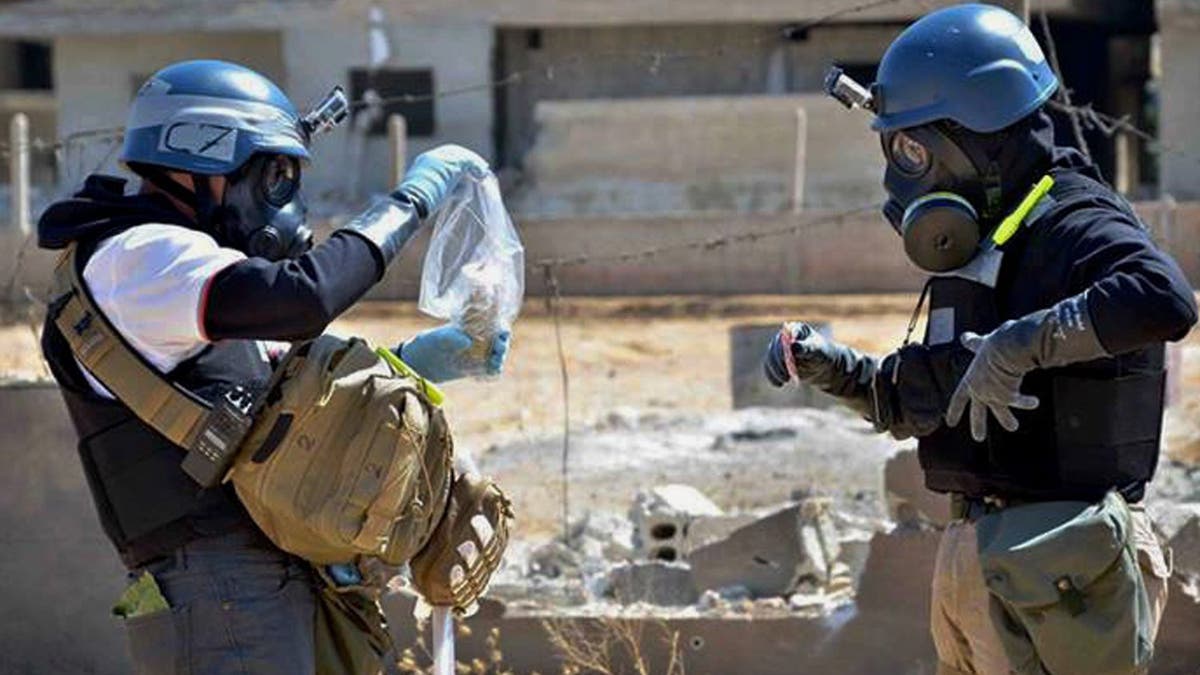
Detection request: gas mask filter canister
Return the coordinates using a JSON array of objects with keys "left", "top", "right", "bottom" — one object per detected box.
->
[{"left": 881, "top": 127, "right": 994, "bottom": 274}]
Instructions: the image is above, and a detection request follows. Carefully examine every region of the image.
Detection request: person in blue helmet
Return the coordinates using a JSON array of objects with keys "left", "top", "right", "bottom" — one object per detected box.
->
[
  {"left": 765, "top": 5, "right": 1194, "bottom": 673},
  {"left": 37, "top": 60, "right": 511, "bottom": 673}
]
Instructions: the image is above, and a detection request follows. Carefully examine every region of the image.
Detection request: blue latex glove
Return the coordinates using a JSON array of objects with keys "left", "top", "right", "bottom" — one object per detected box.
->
[
  {"left": 399, "top": 325, "right": 511, "bottom": 383},
  {"left": 326, "top": 563, "right": 362, "bottom": 587},
  {"left": 393, "top": 144, "right": 490, "bottom": 218}
]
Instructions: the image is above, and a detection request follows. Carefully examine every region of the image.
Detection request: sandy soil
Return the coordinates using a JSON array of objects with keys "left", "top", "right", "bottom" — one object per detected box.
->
[{"left": 0, "top": 294, "right": 925, "bottom": 449}]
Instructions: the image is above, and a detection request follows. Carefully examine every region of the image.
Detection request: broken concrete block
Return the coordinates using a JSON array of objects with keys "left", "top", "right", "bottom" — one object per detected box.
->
[
  {"left": 1151, "top": 502, "right": 1200, "bottom": 580},
  {"left": 689, "top": 499, "right": 839, "bottom": 598},
  {"left": 604, "top": 560, "right": 698, "bottom": 606},
  {"left": 883, "top": 448, "right": 952, "bottom": 529},
  {"left": 853, "top": 528, "right": 941, "bottom": 613},
  {"left": 528, "top": 540, "right": 580, "bottom": 579},
  {"left": 631, "top": 484, "right": 723, "bottom": 562},
  {"left": 730, "top": 323, "right": 837, "bottom": 410},
  {"left": 1154, "top": 577, "right": 1200, "bottom": 672},
  {"left": 687, "top": 512, "right": 758, "bottom": 551},
  {"left": 569, "top": 510, "right": 635, "bottom": 561}
]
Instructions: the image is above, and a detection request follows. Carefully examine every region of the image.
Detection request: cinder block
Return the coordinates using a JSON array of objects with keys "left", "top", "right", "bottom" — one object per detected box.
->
[
  {"left": 730, "top": 323, "right": 837, "bottom": 410},
  {"left": 630, "top": 484, "right": 723, "bottom": 562},
  {"left": 1151, "top": 502, "right": 1200, "bottom": 580},
  {"left": 883, "top": 448, "right": 952, "bottom": 529}
]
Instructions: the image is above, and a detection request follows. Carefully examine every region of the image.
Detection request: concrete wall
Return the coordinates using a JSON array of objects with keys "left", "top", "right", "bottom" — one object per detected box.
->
[
  {"left": 511, "top": 96, "right": 806, "bottom": 216},
  {"left": 0, "top": 1, "right": 1099, "bottom": 35},
  {"left": 1157, "top": 0, "right": 1200, "bottom": 200},
  {"left": 282, "top": 14, "right": 494, "bottom": 201},
  {"left": 5, "top": 200, "right": 1200, "bottom": 304},
  {"left": 0, "top": 384, "right": 131, "bottom": 674},
  {"left": 496, "top": 23, "right": 900, "bottom": 169},
  {"left": 508, "top": 94, "right": 882, "bottom": 216},
  {"left": 48, "top": 16, "right": 493, "bottom": 203}
]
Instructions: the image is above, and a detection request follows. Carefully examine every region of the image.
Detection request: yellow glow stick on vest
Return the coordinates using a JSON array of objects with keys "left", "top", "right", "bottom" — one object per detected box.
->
[
  {"left": 377, "top": 347, "right": 446, "bottom": 407},
  {"left": 991, "top": 174, "right": 1055, "bottom": 247}
]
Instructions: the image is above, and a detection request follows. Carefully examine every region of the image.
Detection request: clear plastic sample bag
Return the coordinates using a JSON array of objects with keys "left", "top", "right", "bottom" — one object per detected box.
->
[{"left": 419, "top": 172, "right": 525, "bottom": 376}]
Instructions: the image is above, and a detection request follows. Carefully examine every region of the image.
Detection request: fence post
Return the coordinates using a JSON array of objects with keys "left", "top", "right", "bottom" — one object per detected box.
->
[
  {"left": 388, "top": 114, "right": 407, "bottom": 187},
  {"left": 790, "top": 107, "right": 807, "bottom": 214},
  {"left": 10, "top": 113, "right": 29, "bottom": 234}
]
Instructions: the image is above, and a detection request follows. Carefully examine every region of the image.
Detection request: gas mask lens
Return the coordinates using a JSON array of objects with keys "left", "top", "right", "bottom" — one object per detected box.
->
[
  {"left": 260, "top": 155, "right": 300, "bottom": 207},
  {"left": 887, "top": 131, "right": 931, "bottom": 176}
]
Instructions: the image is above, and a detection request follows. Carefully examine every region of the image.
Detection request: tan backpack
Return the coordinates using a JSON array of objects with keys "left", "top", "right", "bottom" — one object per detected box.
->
[
  {"left": 232, "top": 336, "right": 452, "bottom": 564},
  {"left": 51, "top": 244, "right": 453, "bottom": 565}
]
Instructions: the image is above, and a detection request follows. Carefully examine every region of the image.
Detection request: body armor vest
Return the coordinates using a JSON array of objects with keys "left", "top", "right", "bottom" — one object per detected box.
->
[
  {"left": 39, "top": 182, "right": 271, "bottom": 568},
  {"left": 914, "top": 172, "right": 1166, "bottom": 502}
]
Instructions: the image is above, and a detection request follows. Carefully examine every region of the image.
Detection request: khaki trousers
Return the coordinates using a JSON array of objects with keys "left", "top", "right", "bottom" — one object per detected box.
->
[{"left": 931, "top": 506, "right": 1172, "bottom": 675}]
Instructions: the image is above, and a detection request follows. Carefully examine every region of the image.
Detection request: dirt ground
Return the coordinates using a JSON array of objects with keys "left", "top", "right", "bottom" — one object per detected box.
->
[
  {"left": 4, "top": 294, "right": 1198, "bottom": 538},
  {"left": 0, "top": 294, "right": 935, "bottom": 447}
]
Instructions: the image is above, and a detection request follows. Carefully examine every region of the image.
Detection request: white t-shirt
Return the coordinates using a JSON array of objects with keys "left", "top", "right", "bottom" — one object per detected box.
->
[{"left": 79, "top": 223, "right": 282, "bottom": 397}]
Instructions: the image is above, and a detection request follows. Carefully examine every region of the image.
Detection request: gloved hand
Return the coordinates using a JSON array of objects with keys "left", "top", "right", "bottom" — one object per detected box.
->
[
  {"left": 400, "top": 324, "right": 510, "bottom": 383},
  {"left": 946, "top": 292, "right": 1107, "bottom": 442},
  {"left": 410, "top": 473, "right": 513, "bottom": 615},
  {"left": 764, "top": 321, "right": 888, "bottom": 426},
  {"left": 393, "top": 144, "right": 490, "bottom": 218},
  {"left": 764, "top": 321, "right": 858, "bottom": 386}
]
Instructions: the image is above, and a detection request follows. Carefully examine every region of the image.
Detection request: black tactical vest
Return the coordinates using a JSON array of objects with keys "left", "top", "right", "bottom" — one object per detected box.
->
[
  {"left": 39, "top": 180, "right": 271, "bottom": 568},
  {"left": 912, "top": 171, "right": 1166, "bottom": 503}
]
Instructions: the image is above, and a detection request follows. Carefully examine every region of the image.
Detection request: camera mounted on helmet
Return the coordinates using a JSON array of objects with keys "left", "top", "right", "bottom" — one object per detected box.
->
[
  {"left": 824, "top": 66, "right": 876, "bottom": 114},
  {"left": 300, "top": 86, "right": 349, "bottom": 141}
]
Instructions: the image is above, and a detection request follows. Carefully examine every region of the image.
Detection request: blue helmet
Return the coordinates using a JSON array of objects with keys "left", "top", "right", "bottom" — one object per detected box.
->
[
  {"left": 872, "top": 4, "right": 1058, "bottom": 133},
  {"left": 120, "top": 60, "right": 310, "bottom": 176}
]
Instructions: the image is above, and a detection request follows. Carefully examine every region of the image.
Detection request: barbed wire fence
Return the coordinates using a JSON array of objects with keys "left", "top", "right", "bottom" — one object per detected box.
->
[{"left": 0, "top": 0, "right": 1190, "bottom": 539}]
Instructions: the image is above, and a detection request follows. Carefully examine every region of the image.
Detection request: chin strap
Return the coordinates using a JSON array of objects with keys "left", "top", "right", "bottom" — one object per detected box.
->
[
  {"left": 127, "top": 161, "right": 223, "bottom": 233},
  {"left": 190, "top": 172, "right": 222, "bottom": 234}
]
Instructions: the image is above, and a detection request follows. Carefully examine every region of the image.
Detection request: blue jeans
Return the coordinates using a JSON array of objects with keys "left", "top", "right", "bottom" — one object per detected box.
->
[{"left": 122, "top": 527, "right": 317, "bottom": 675}]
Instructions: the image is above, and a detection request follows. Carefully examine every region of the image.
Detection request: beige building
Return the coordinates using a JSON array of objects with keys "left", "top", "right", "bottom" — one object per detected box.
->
[{"left": 0, "top": 0, "right": 1172, "bottom": 213}]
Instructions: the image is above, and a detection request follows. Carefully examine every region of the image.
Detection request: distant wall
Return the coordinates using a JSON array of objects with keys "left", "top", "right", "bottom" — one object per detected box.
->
[
  {"left": 496, "top": 23, "right": 901, "bottom": 172},
  {"left": 5, "top": 201, "right": 1200, "bottom": 304},
  {"left": 1157, "top": 0, "right": 1200, "bottom": 200},
  {"left": 508, "top": 95, "right": 884, "bottom": 217},
  {"left": 282, "top": 15, "right": 495, "bottom": 201}
]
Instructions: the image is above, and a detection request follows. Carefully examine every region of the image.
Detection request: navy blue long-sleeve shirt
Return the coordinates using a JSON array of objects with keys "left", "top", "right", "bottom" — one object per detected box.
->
[{"left": 996, "top": 163, "right": 1196, "bottom": 354}]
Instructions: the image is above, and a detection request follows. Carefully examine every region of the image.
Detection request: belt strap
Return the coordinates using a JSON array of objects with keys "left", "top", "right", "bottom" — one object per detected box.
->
[{"left": 51, "top": 244, "right": 212, "bottom": 449}]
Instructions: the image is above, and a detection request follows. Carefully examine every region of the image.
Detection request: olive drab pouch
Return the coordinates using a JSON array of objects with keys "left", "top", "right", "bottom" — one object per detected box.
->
[
  {"left": 975, "top": 492, "right": 1155, "bottom": 675},
  {"left": 313, "top": 564, "right": 393, "bottom": 675},
  {"left": 231, "top": 335, "right": 454, "bottom": 565}
]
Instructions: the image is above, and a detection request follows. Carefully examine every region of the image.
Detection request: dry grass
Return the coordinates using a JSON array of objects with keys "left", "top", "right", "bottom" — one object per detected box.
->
[{"left": 543, "top": 616, "right": 685, "bottom": 675}]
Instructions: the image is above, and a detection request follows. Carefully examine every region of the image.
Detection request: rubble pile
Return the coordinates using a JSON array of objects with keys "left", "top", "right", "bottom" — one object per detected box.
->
[
  {"left": 488, "top": 482, "right": 877, "bottom": 618},
  {"left": 479, "top": 405, "right": 1200, "bottom": 629}
]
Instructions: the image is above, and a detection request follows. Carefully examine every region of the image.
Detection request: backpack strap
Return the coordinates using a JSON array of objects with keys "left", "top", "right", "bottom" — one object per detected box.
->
[{"left": 49, "top": 244, "right": 256, "bottom": 485}]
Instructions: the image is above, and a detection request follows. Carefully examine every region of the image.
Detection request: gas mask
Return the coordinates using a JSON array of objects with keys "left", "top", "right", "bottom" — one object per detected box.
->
[
  {"left": 825, "top": 66, "right": 1005, "bottom": 274},
  {"left": 880, "top": 125, "right": 1002, "bottom": 273},
  {"left": 210, "top": 153, "right": 311, "bottom": 261}
]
